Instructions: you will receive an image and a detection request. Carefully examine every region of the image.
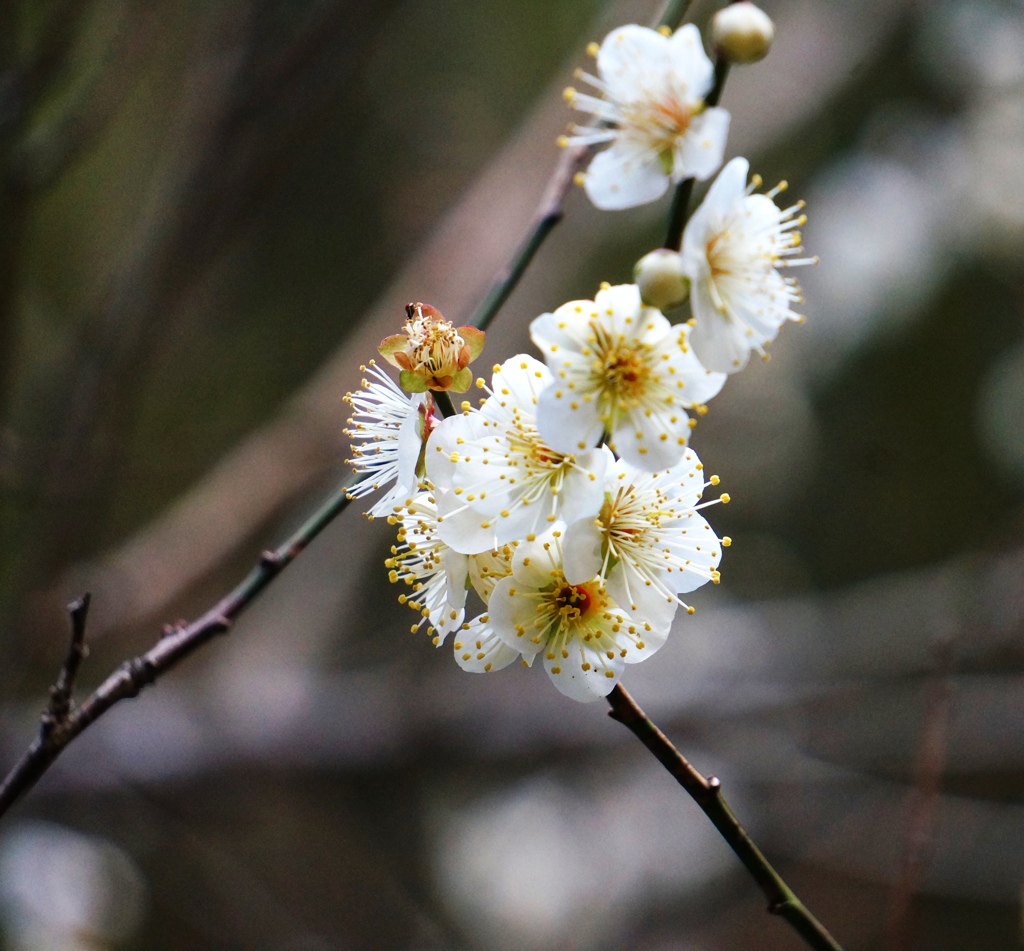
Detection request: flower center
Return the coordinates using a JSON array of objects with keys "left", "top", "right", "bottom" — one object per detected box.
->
[
  {"left": 618, "top": 90, "right": 700, "bottom": 160},
  {"left": 625, "top": 91, "right": 694, "bottom": 152},
  {"left": 706, "top": 232, "right": 729, "bottom": 277},
  {"left": 552, "top": 581, "right": 591, "bottom": 619},
  {"left": 601, "top": 345, "right": 651, "bottom": 402},
  {"left": 405, "top": 315, "right": 465, "bottom": 376},
  {"left": 506, "top": 416, "right": 569, "bottom": 470},
  {"left": 542, "top": 579, "right": 604, "bottom": 630}
]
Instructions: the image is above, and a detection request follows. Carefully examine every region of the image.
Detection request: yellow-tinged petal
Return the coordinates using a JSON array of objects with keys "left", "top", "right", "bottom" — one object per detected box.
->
[
  {"left": 399, "top": 369, "right": 430, "bottom": 393},
  {"left": 459, "top": 326, "right": 486, "bottom": 361},
  {"left": 450, "top": 367, "right": 474, "bottom": 393},
  {"left": 378, "top": 334, "right": 407, "bottom": 366}
]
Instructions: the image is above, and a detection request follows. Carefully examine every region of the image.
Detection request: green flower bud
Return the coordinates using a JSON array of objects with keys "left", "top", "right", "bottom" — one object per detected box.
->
[
  {"left": 712, "top": 2, "right": 775, "bottom": 65},
  {"left": 634, "top": 249, "right": 690, "bottom": 311}
]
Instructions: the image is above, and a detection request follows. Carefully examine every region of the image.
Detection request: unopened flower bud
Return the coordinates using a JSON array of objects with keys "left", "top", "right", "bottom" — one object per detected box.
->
[
  {"left": 712, "top": 2, "right": 775, "bottom": 65},
  {"left": 634, "top": 249, "right": 690, "bottom": 311}
]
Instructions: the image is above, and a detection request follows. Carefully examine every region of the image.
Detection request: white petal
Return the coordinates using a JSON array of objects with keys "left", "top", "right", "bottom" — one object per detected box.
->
[
  {"left": 529, "top": 303, "right": 591, "bottom": 354},
  {"left": 597, "top": 25, "right": 671, "bottom": 102},
  {"left": 536, "top": 378, "right": 605, "bottom": 455},
  {"left": 452, "top": 615, "right": 520, "bottom": 673},
  {"left": 616, "top": 614, "right": 670, "bottom": 665},
  {"left": 562, "top": 516, "right": 605, "bottom": 585},
  {"left": 426, "top": 411, "right": 485, "bottom": 491},
  {"left": 442, "top": 548, "right": 470, "bottom": 611},
  {"left": 558, "top": 449, "right": 609, "bottom": 523},
  {"left": 663, "top": 527, "right": 722, "bottom": 594},
  {"left": 584, "top": 142, "right": 670, "bottom": 210},
  {"left": 636, "top": 306, "right": 674, "bottom": 346},
  {"left": 698, "top": 155, "right": 749, "bottom": 221},
  {"left": 468, "top": 548, "right": 513, "bottom": 602},
  {"left": 543, "top": 643, "right": 623, "bottom": 702},
  {"left": 489, "top": 354, "right": 551, "bottom": 411},
  {"left": 611, "top": 402, "right": 691, "bottom": 471},
  {"left": 606, "top": 561, "right": 678, "bottom": 630},
  {"left": 688, "top": 283, "right": 752, "bottom": 373},
  {"left": 665, "top": 24, "right": 715, "bottom": 98},
  {"left": 673, "top": 107, "right": 730, "bottom": 182},
  {"left": 594, "top": 283, "right": 643, "bottom": 329},
  {"left": 435, "top": 490, "right": 504, "bottom": 554},
  {"left": 511, "top": 529, "right": 562, "bottom": 588},
  {"left": 670, "top": 324, "right": 728, "bottom": 402},
  {"left": 658, "top": 449, "right": 708, "bottom": 506},
  {"left": 488, "top": 576, "right": 544, "bottom": 657},
  {"left": 396, "top": 394, "right": 428, "bottom": 490}
]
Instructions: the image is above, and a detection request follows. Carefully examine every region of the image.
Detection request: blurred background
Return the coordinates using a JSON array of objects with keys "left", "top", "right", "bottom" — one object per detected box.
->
[{"left": 0, "top": 0, "right": 1022, "bottom": 948}]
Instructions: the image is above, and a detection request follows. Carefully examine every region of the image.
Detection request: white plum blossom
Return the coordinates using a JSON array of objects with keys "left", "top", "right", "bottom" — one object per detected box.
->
[
  {"left": 562, "top": 451, "right": 727, "bottom": 630},
  {"left": 378, "top": 302, "right": 485, "bottom": 394},
  {"left": 680, "top": 156, "right": 816, "bottom": 373},
  {"left": 563, "top": 24, "right": 730, "bottom": 210},
  {"left": 530, "top": 283, "right": 725, "bottom": 471},
  {"left": 387, "top": 491, "right": 522, "bottom": 673},
  {"left": 486, "top": 524, "right": 669, "bottom": 702},
  {"left": 452, "top": 544, "right": 521, "bottom": 674},
  {"left": 426, "top": 355, "right": 608, "bottom": 553},
  {"left": 345, "top": 361, "right": 432, "bottom": 518},
  {"left": 386, "top": 491, "right": 469, "bottom": 640}
]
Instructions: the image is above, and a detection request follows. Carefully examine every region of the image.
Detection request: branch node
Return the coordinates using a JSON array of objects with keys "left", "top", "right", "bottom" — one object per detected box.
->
[
  {"left": 160, "top": 620, "right": 187, "bottom": 639},
  {"left": 259, "top": 549, "right": 282, "bottom": 570},
  {"left": 124, "top": 656, "right": 157, "bottom": 695}
]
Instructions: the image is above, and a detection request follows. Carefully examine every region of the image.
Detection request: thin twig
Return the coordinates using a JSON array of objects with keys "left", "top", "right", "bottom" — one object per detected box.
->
[
  {"left": 606, "top": 684, "right": 845, "bottom": 951},
  {"left": 45, "top": 593, "right": 91, "bottom": 727},
  {"left": 657, "top": 0, "right": 696, "bottom": 29},
  {"left": 465, "top": 144, "right": 586, "bottom": 332},
  {"left": 432, "top": 390, "right": 458, "bottom": 419},
  {"left": 0, "top": 476, "right": 356, "bottom": 819}
]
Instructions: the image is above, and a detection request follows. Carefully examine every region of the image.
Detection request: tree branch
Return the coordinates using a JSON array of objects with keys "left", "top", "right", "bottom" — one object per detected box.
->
[
  {"left": 0, "top": 476, "right": 356, "bottom": 819},
  {"left": 606, "top": 684, "right": 845, "bottom": 951},
  {"left": 465, "top": 143, "right": 587, "bottom": 332}
]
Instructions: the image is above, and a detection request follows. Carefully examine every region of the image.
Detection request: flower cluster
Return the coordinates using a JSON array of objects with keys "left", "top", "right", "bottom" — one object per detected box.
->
[
  {"left": 345, "top": 11, "right": 813, "bottom": 704},
  {"left": 566, "top": 20, "right": 815, "bottom": 371},
  {"left": 346, "top": 303, "right": 729, "bottom": 702}
]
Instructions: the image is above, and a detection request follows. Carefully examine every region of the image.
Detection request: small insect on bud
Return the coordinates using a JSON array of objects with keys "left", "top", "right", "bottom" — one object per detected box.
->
[
  {"left": 633, "top": 249, "right": 690, "bottom": 311},
  {"left": 711, "top": 1, "right": 775, "bottom": 65}
]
